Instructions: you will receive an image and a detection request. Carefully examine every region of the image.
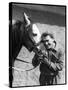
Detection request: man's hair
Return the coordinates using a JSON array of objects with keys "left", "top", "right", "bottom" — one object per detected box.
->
[
  {"left": 41, "top": 32, "right": 54, "bottom": 41},
  {"left": 41, "top": 32, "right": 56, "bottom": 47}
]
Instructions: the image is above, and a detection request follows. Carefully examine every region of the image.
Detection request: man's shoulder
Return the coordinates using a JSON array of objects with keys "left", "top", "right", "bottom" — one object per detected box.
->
[{"left": 55, "top": 48, "right": 64, "bottom": 60}]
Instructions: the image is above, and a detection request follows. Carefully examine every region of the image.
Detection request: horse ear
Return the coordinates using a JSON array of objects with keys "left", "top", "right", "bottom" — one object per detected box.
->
[{"left": 24, "top": 12, "right": 31, "bottom": 27}]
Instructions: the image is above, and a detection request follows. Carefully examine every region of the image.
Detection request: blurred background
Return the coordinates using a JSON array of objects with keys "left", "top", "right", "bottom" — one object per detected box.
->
[{"left": 11, "top": 3, "right": 66, "bottom": 87}]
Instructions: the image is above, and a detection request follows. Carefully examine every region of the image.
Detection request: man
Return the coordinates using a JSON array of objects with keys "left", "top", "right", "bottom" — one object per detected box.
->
[{"left": 32, "top": 32, "right": 63, "bottom": 85}]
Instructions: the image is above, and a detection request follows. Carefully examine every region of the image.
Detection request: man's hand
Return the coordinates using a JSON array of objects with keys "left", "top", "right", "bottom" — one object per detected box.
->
[{"left": 38, "top": 54, "right": 44, "bottom": 61}]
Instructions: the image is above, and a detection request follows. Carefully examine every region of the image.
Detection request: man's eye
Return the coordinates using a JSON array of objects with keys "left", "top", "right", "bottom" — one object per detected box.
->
[
  {"left": 48, "top": 43, "right": 51, "bottom": 45},
  {"left": 45, "top": 40, "right": 49, "bottom": 42}
]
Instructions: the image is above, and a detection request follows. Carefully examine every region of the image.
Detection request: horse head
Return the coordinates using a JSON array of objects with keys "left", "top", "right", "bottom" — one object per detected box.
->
[
  {"left": 23, "top": 12, "right": 41, "bottom": 51},
  {"left": 10, "top": 12, "right": 41, "bottom": 61}
]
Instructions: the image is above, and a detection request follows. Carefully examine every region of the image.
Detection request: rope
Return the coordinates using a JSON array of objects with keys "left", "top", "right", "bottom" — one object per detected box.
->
[
  {"left": 16, "top": 58, "right": 32, "bottom": 64},
  {"left": 10, "top": 58, "right": 36, "bottom": 72},
  {"left": 12, "top": 66, "right": 36, "bottom": 72}
]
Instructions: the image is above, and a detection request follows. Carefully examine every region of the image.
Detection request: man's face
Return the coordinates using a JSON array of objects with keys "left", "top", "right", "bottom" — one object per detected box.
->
[{"left": 43, "top": 35, "right": 55, "bottom": 50}]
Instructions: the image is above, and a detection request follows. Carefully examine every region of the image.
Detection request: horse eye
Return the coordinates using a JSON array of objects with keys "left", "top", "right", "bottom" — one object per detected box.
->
[{"left": 32, "top": 33, "right": 37, "bottom": 36}]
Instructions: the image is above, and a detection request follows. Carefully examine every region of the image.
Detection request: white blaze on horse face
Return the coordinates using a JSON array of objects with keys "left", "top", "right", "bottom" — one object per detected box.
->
[{"left": 32, "top": 24, "right": 41, "bottom": 44}]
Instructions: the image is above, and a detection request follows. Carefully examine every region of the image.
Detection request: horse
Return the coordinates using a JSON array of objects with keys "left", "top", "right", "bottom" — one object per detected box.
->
[{"left": 9, "top": 12, "right": 41, "bottom": 87}]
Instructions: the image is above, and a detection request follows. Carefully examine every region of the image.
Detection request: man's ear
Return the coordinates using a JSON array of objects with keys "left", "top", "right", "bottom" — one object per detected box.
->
[
  {"left": 24, "top": 12, "right": 31, "bottom": 27},
  {"left": 53, "top": 40, "right": 57, "bottom": 47}
]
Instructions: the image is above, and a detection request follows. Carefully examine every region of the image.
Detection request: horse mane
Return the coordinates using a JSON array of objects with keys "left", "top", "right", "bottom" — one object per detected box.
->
[{"left": 10, "top": 20, "right": 24, "bottom": 60}]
